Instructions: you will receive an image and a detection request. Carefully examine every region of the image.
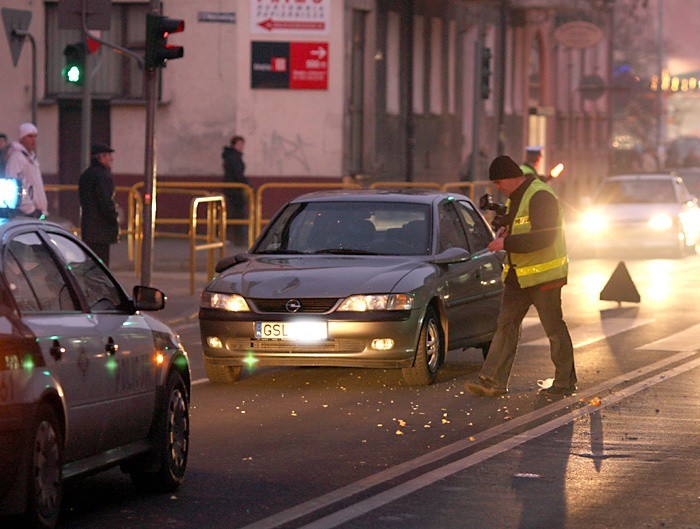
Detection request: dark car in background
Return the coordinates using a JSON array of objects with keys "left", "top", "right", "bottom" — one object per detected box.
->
[
  {"left": 199, "top": 189, "right": 504, "bottom": 386},
  {"left": 0, "top": 177, "right": 190, "bottom": 529}
]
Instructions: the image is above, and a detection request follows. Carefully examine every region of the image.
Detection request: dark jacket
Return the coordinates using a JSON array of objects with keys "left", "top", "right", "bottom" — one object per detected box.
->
[
  {"left": 78, "top": 159, "right": 119, "bottom": 244},
  {"left": 222, "top": 146, "right": 248, "bottom": 184}
]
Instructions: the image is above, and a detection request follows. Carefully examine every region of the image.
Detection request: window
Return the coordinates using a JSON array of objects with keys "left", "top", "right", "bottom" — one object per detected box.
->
[
  {"left": 437, "top": 202, "right": 468, "bottom": 253},
  {"left": 456, "top": 201, "right": 493, "bottom": 252},
  {"left": 3, "top": 232, "right": 78, "bottom": 312},
  {"left": 45, "top": 1, "right": 148, "bottom": 100}
]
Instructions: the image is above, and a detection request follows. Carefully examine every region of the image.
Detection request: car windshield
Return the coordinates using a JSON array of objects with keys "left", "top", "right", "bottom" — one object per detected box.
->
[
  {"left": 595, "top": 179, "right": 676, "bottom": 204},
  {"left": 256, "top": 201, "right": 432, "bottom": 255}
]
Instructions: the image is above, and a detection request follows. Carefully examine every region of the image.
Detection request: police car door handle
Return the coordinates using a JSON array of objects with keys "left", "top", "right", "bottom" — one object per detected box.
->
[
  {"left": 50, "top": 339, "right": 65, "bottom": 361},
  {"left": 105, "top": 337, "right": 119, "bottom": 356}
]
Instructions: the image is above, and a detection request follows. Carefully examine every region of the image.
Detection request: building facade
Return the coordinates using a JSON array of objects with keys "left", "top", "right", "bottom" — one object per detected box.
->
[{"left": 1, "top": 0, "right": 613, "bottom": 223}]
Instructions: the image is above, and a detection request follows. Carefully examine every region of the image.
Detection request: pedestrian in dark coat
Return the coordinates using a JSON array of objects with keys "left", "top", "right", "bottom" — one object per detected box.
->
[
  {"left": 222, "top": 135, "right": 249, "bottom": 247},
  {"left": 79, "top": 143, "right": 119, "bottom": 266}
]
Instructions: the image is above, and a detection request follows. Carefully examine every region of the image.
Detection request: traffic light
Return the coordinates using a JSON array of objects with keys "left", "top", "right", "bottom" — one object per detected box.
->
[
  {"left": 62, "top": 42, "right": 87, "bottom": 85},
  {"left": 480, "top": 47, "right": 492, "bottom": 100},
  {"left": 145, "top": 13, "right": 185, "bottom": 69}
]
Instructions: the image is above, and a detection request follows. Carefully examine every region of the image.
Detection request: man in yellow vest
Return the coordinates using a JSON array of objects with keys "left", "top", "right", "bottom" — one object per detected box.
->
[{"left": 466, "top": 155, "right": 576, "bottom": 397}]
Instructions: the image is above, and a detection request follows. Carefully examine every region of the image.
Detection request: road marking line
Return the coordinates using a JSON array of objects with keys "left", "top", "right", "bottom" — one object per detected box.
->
[
  {"left": 239, "top": 349, "right": 698, "bottom": 529},
  {"left": 522, "top": 317, "right": 653, "bottom": 348},
  {"left": 636, "top": 323, "right": 700, "bottom": 351},
  {"left": 298, "top": 353, "right": 700, "bottom": 529}
]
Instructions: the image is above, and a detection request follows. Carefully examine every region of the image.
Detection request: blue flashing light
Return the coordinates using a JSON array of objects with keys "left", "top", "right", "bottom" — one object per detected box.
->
[{"left": 0, "top": 178, "right": 22, "bottom": 213}]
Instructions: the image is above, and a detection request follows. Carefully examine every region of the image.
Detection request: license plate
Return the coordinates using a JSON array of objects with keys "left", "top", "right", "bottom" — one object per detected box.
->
[{"left": 255, "top": 321, "right": 327, "bottom": 342}]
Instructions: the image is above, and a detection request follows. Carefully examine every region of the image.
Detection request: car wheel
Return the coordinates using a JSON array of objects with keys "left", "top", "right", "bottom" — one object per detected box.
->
[
  {"left": 402, "top": 307, "right": 443, "bottom": 386},
  {"left": 204, "top": 357, "right": 242, "bottom": 384},
  {"left": 25, "top": 404, "right": 63, "bottom": 529},
  {"left": 131, "top": 372, "right": 189, "bottom": 492}
]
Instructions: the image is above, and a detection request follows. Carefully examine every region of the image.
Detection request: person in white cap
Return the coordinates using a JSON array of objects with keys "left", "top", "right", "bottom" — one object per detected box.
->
[{"left": 5, "top": 123, "right": 48, "bottom": 217}]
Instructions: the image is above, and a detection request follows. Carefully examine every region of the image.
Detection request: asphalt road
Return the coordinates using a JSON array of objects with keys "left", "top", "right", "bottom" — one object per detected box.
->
[{"left": 14, "top": 253, "right": 700, "bottom": 529}]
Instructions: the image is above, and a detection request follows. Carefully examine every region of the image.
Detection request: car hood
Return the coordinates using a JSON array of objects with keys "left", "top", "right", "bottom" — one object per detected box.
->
[
  {"left": 599, "top": 203, "right": 681, "bottom": 221},
  {"left": 207, "top": 255, "right": 428, "bottom": 298}
]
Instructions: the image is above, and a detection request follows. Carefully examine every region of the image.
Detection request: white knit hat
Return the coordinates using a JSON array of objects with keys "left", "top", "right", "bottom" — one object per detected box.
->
[{"left": 19, "top": 122, "right": 38, "bottom": 138}]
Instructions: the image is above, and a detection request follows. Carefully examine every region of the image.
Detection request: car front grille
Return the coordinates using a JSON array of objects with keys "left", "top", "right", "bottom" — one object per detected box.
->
[
  {"left": 226, "top": 338, "right": 365, "bottom": 353},
  {"left": 249, "top": 298, "right": 339, "bottom": 313}
]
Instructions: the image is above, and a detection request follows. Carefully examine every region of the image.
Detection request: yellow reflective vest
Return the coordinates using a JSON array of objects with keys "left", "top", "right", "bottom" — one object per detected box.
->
[
  {"left": 503, "top": 179, "right": 568, "bottom": 288},
  {"left": 519, "top": 163, "right": 537, "bottom": 176}
]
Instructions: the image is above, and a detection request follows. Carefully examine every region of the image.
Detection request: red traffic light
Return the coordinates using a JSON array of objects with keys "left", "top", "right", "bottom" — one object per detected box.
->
[{"left": 145, "top": 13, "right": 185, "bottom": 69}]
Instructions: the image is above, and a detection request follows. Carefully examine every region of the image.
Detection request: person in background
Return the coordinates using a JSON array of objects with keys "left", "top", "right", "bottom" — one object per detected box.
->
[
  {"left": 0, "top": 133, "right": 9, "bottom": 175},
  {"left": 222, "top": 135, "right": 250, "bottom": 247},
  {"left": 79, "top": 143, "right": 119, "bottom": 266},
  {"left": 465, "top": 155, "right": 576, "bottom": 397},
  {"left": 5, "top": 123, "right": 48, "bottom": 217},
  {"left": 519, "top": 145, "right": 551, "bottom": 183}
]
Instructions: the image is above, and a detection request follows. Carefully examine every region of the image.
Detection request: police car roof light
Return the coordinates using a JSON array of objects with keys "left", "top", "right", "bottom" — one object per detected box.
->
[{"left": 0, "top": 178, "right": 22, "bottom": 215}]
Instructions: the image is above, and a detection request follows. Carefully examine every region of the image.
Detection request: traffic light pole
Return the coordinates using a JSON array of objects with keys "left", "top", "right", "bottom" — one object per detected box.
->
[
  {"left": 80, "top": 52, "right": 91, "bottom": 170},
  {"left": 141, "top": 63, "right": 157, "bottom": 286}
]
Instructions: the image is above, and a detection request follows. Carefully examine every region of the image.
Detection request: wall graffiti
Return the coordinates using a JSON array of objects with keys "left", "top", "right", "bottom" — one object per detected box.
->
[{"left": 261, "top": 131, "right": 313, "bottom": 173}]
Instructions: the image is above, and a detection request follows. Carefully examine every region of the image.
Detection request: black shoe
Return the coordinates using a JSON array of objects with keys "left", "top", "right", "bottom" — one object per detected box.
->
[
  {"left": 541, "top": 385, "right": 577, "bottom": 396},
  {"left": 465, "top": 378, "right": 508, "bottom": 397}
]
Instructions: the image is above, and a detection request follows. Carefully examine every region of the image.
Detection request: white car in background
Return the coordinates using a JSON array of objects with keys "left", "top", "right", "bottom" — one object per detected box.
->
[{"left": 577, "top": 173, "right": 700, "bottom": 258}]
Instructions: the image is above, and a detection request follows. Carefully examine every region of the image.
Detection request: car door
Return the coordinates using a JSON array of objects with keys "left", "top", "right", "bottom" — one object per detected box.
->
[
  {"left": 455, "top": 199, "right": 503, "bottom": 334},
  {"left": 436, "top": 200, "right": 493, "bottom": 346},
  {"left": 1, "top": 229, "right": 108, "bottom": 462},
  {"left": 45, "top": 231, "right": 158, "bottom": 449}
]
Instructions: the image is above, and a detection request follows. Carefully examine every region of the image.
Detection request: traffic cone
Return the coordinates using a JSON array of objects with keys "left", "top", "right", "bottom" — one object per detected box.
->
[{"left": 599, "top": 261, "right": 640, "bottom": 303}]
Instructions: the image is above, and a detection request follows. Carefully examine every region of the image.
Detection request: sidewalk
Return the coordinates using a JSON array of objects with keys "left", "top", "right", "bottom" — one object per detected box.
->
[{"left": 109, "top": 237, "right": 234, "bottom": 326}]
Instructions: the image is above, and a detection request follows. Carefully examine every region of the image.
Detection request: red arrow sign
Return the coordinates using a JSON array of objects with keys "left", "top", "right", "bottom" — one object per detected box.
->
[{"left": 258, "top": 18, "right": 325, "bottom": 32}]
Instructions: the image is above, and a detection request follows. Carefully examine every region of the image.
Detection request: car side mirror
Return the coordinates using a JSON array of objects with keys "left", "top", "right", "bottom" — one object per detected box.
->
[
  {"left": 429, "top": 247, "right": 471, "bottom": 265},
  {"left": 133, "top": 286, "right": 166, "bottom": 311}
]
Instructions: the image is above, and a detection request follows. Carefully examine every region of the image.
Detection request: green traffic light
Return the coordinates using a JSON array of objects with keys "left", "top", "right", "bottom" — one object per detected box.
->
[{"left": 65, "top": 65, "right": 82, "bottom": 83}]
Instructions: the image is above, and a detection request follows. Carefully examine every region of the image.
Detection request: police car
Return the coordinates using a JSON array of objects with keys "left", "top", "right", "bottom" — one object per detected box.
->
[{"left": 0, "top": 178, "right": 191, "bottom": 528}]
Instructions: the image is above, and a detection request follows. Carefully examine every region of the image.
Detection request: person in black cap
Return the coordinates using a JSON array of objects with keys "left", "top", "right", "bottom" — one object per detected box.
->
[
  {"left": 465, "top": 155, "right": 576, "bottom": 397},
  {"left": 79, "top": 143, "right": 119, "bottom": 266}
]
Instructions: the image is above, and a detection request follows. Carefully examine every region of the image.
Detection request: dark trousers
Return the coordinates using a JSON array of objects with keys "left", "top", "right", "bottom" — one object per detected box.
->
[
  {"left": 224, "top": 188, "right": 248, "bottom": 246},
  {"left": 479, "top": 280, "right": 576, "bottom": 390},
  {"left": 86, "top": 242, "right": 110, "bottom": 267}
]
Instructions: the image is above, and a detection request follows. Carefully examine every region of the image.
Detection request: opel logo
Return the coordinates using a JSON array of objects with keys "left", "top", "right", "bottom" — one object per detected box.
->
[{"left": 285, "top": 299, "right": 302, "bottom": 313}]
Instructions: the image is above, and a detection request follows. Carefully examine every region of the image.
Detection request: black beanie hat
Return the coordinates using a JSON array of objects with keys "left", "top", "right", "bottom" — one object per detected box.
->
[{"left": 489, "top": 155, "right": 524, "bottom": 181}]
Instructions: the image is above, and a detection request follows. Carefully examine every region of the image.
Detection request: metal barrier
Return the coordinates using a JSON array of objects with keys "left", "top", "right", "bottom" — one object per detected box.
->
[
  {"left": 441, "top": 180, "right": 494, "bottom": 201},
  {"left": 189, "top": 195, "right": 226, "bottom": 294},
  {"left": 44, "top": 183, "right": 143, "bottom": 241},
  {"left": 255, "top": 182, "right": 362, "bottom": 237},
  {"left": 368, "top": 181, "right": 443, "bottom": 190}
]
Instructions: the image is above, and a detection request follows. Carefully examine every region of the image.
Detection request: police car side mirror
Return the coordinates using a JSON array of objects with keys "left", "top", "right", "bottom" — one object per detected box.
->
[{"left": 133, "top": 286, "right": 165, "bottom": 311}]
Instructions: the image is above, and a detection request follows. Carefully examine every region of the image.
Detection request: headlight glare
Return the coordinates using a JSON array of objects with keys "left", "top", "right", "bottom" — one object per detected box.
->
[
  {"left": 648, "top": 213, "right": 673, "bottom": 231},
  {"left": 581, "top": 210, "right": 607, "bottom": 233},
  {"left": 337, "top": 294, "right": 413, "bottom": 312},
  {"left": 202, "top": 292, "right": 250, "bottom": 312}
]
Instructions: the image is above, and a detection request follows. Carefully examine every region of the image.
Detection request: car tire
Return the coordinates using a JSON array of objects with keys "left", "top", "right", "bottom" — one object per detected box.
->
[
  {"left": 402, "top": 307, "right": 443, "bottom": 386},
  {"left": 204, "top": 358, "right": 242, "bottom": 384},
  {"left": 130, "top": 372, "right": 189, "bottom": 493},
  {"left": 24, "top": 404, "right": 63, "bottom": 529}
]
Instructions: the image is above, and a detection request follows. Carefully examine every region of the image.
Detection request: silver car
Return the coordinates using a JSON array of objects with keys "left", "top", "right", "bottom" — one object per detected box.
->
[
  {"left": 0, "top": 213, "right": 190, "bottom": 529},
  {"left": 199, "top": 189, "right": 503, "bottom": 386},
  {"left": 576, "top": 173, "right": 700, "bottom": 257}
]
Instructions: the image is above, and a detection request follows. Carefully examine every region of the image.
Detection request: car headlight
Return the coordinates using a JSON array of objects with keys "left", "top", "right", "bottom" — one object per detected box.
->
[
  {"left": 201, "top": 292, "right": 250, "bottom": 312},
  {"left": 581, "top": 210, "right": 607, "bottom": 234},
  {"left": 337, "top": 294, "right": 414, "bottom": 312},
  {"left": 648, "top": 213, "right": 673, "bottom": 231}
]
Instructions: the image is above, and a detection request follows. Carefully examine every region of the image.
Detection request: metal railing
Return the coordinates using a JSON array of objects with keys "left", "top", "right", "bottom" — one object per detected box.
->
[
  {"left": 189, "top": 195, "right": 226, "bottom": 294},
  {"left": 254, "top": 181, "right": 362, "bottom": 237}
]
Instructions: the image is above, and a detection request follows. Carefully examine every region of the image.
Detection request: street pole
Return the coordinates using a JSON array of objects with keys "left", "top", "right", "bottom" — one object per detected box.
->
[
  {"left": 140, "top": 0, "right": 160, "bottom": 286},
  {"left": 80, "top": 51, "right": 91, "bottom": 170}
]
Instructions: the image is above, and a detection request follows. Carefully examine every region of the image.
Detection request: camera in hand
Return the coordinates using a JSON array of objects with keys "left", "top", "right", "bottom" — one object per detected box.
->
[{"left": 479, "top": 193, "right": 508, "bottom": 230}]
